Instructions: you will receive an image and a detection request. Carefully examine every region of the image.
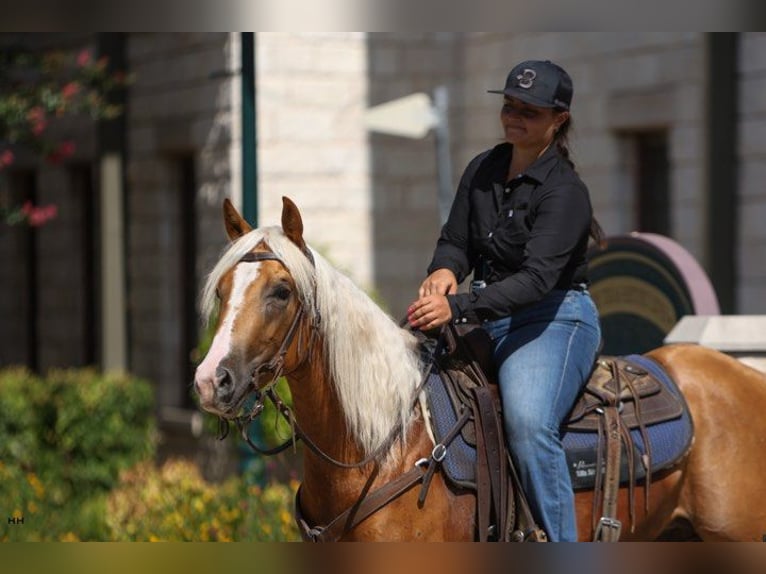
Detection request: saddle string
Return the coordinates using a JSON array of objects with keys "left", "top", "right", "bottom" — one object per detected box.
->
[
  {"left": 622, "top": 372, "right": 653, "bottom": 515},
  {"left": 591, "top": 360, "right": 657, "bottom": 537}
]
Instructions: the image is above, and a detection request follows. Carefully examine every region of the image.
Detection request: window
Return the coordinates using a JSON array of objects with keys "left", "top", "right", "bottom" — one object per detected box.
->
[
  {"left": 175, "top": 155, "right": 198, "bottom": 408},
  {"left": 618, "top": 131, "right": 671, "bottom": 236}
]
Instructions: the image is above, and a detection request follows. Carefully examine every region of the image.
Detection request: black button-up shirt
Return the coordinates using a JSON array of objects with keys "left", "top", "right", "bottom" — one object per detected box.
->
[{"left": 427, "top": 142, "right": 593, "bottom": 323}]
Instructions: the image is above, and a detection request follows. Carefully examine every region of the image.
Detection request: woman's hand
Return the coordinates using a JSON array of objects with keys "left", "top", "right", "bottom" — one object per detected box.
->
[
  {"left": 418, "top": 268, "right": 458, "bottom": 297},
  {"left": 407, "top": 294, "right": 452, "bottom": 331}
]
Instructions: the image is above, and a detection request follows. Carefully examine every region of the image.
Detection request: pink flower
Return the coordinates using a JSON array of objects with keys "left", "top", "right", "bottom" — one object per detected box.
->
[
  {"left": 61, "top": 81, "right": 80, "bottom": 100},
  {"left": 77, "top": 49, "right": 92, "bottom": 67},
  {"left": 20, "top": 201, "right": 58, "bottom": 226},
  {"left": 27, "top": 106, "right": 48, "bottom": 136},
  {"left": 0, "top": 149, "right": 14, "bottom": 169},
  {"left": 45, "top": 140, "right": 76, "bottom": 165}
]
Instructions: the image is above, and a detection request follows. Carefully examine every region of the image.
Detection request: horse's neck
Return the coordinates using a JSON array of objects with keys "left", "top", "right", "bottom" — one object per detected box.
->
[
  {"left": 286, "top": 352, "right": 367, "bottom": 466},
  {"left": 286, "top": 353, "right": 425, "bottom": 524}
]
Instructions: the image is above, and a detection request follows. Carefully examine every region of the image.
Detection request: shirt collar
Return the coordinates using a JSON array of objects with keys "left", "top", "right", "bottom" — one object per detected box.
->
[
  {"left": 523, "top": 143, "right": 560, "bottom": 184},
  {"left": 499, "top": 142, "right": 561, "bottom": 185}
]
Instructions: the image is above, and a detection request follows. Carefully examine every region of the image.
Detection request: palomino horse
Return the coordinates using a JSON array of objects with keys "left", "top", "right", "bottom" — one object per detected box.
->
[{"left": 194, "top": 196, "right": 766, "bottom": 541}]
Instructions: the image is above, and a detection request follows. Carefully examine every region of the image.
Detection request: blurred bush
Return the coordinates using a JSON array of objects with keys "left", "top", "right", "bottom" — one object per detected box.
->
[
  {"left": 106, "top": 459, "right": 300, "bottom": 541},
  {"left": 0, "top": 366, "right": 155, "bottom": 540},
  {"left": 0, "top": 366, "right": 300, "bottom": 542}
]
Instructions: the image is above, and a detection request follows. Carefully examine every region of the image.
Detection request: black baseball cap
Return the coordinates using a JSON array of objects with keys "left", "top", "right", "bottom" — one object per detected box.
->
[{"left": 488, "top": 60, "right": 573, "bottom": 110}]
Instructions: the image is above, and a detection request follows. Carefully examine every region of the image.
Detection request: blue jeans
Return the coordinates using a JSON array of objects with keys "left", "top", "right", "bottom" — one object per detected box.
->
[{"left": 483, "top": 289, "right": 601, "bottom": 542}]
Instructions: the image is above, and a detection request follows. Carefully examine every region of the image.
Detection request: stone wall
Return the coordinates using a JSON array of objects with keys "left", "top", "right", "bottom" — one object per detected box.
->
[
  {"left": 738, "top": 33, "right": 766, "bottom": 312},
  {"left": 366, "top": 33, "right": 463, "bottom": 317},
  {"left": 256, "top": 32, "right": 372, "bottom": 291},
  {"left": 126, "top": 32, "right": 238, "bottom": 407}
]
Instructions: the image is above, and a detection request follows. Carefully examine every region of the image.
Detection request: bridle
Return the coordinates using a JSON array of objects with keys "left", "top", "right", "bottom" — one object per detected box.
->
[
  {"left": 227, "top": 248, "right": 417, "bottom": 467},
  {"left": 217, "top": 246, "right": 444, "bottom": 541},
  {"left": 217, "top": 248, "right": 319, "bottom": 454}
]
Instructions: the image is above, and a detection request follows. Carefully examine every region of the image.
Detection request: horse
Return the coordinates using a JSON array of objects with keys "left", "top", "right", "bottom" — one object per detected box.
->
[{"left": 194, "top": 196, "right": 766, "bottom": 541}]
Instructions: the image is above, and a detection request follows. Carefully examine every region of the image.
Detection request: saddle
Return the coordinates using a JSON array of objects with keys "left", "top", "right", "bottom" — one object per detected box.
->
[
  {"left": 424, "top": 322, "right": 688, "bottom": 542},
  {"left": 426, "top": 322, "right": 544, "bottom": 542}
]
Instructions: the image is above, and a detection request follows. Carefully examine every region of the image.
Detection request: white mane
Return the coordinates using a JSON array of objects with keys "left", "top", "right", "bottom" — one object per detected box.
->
[{"left": 200, "top": 226, "right": 424, "bottom": 458}]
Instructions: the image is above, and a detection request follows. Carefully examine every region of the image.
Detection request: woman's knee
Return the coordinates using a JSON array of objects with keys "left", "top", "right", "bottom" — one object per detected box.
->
[{"left": 503, "top": 406, "right": 552, "bottom": 449}]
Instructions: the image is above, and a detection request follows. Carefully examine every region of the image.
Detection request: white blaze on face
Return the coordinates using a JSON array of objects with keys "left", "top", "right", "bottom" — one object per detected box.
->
[{"left": 194, "top": 262, "right": 262, "bottom": 402}]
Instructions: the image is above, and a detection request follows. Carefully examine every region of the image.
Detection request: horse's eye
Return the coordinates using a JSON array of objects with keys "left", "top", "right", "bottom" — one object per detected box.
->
[{"left": 271, "top": 284, "right": 292, "bottom": 301}]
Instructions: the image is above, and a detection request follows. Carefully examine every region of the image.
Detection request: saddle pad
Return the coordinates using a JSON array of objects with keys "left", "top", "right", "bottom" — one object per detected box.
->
[
  {"left": 563, "top": 354, "right": 694, "bottom": 490},
  {"left": 425, "top": 369, "right": 480, "bottom": 489},
  {"left": 424, "top": 355, "right": 694, "bottom": 492}
]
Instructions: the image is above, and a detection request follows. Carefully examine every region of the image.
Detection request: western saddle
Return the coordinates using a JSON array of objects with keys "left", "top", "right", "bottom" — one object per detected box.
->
[{"left": 428, "top": 322, "right": 685, "bottom": 542}]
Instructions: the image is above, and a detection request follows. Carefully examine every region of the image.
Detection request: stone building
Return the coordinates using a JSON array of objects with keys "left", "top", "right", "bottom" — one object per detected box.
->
[{"left": 1, "top": 32, "right": 764, "bottom": 452}]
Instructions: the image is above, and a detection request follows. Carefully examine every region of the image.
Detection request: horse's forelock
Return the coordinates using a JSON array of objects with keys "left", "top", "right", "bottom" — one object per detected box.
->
[{"left": 200, "top": 227, "right": 317, "bottom": 325}]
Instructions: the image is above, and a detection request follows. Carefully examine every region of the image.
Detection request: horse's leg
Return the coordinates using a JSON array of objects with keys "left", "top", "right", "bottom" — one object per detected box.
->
[{"left": 649, "top": 344, "right": 766, "bottom": 541}]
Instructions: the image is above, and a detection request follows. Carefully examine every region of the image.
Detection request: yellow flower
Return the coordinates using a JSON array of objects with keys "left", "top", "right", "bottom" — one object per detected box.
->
[
  {"left": 60, "top": 532, "right": 80, "bottom": 542},
  {"left": 27, "top": 501, "right": 38, "bottom": 514},
  {"left": 26, "top": 473, "right": 45, "bottom": 499},
  {"left": 248, "top": 485, "right": 262, "bottom": 496}
]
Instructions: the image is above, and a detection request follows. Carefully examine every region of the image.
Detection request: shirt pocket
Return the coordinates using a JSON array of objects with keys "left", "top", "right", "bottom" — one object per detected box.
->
[{"left": 491, "top": 207, "right": 530, "bottom": 265}]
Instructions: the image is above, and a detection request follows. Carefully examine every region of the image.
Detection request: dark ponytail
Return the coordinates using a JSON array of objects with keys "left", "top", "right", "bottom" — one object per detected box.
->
[{"left": 553, "top": 111, "right": 607, "bottom": 250}]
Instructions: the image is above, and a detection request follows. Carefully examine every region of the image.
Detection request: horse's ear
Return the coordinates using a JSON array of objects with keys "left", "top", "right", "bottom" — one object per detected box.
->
[
  {"left": 223, "top": 198, "right": 252, "bottom": 241},
  {"left": 281, "top": 196, "right": 307, "bottom": 252}
]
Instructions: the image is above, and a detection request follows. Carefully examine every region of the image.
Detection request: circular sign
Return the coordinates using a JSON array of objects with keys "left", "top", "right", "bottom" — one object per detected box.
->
[{"left": 587, "top": 232, "right": 719, "bottom": 356}]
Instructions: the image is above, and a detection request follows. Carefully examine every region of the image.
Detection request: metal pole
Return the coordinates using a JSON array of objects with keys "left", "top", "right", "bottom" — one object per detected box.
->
[
  {"left": 241, "top": 32, "right": 258, "bottom": 226},
  {"left": 238, "top": 32, "right": 266, "bottom": 485},
  {"left": 705, "top": 33, "right": 738, "bottom": 313},
  {"left": 432, "top": 85, "right": 453, "bottom": 225}
]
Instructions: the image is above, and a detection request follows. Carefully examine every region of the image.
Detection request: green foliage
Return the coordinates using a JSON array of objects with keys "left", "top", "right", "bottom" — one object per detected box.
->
[
  {"left": 0, "top": 367, "right": 155, "bottom": 541},
  {"left": 0, "top": 45, "right": 127, "bottom": 150},
  {"left": 1, "top": 40, "right": 131, "bottom": 226},
  {"left": 0, "top": 367, "right": 300, "bottom": 541}
]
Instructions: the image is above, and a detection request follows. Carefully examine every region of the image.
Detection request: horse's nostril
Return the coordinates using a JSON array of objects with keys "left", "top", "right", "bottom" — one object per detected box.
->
[{"left": 215, "top": 365, "right": 233, "bottom": 392}]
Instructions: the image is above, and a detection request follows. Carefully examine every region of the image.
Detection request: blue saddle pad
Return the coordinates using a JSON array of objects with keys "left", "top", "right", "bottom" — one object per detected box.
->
[{"left": 424, "top": 354, "right": 694, "bottom": 491}]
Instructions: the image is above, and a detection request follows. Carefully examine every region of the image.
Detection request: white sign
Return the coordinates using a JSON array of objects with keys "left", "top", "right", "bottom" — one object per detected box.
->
[{"left": 364, "top": 92, "right": 439, "bottom": 139}]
